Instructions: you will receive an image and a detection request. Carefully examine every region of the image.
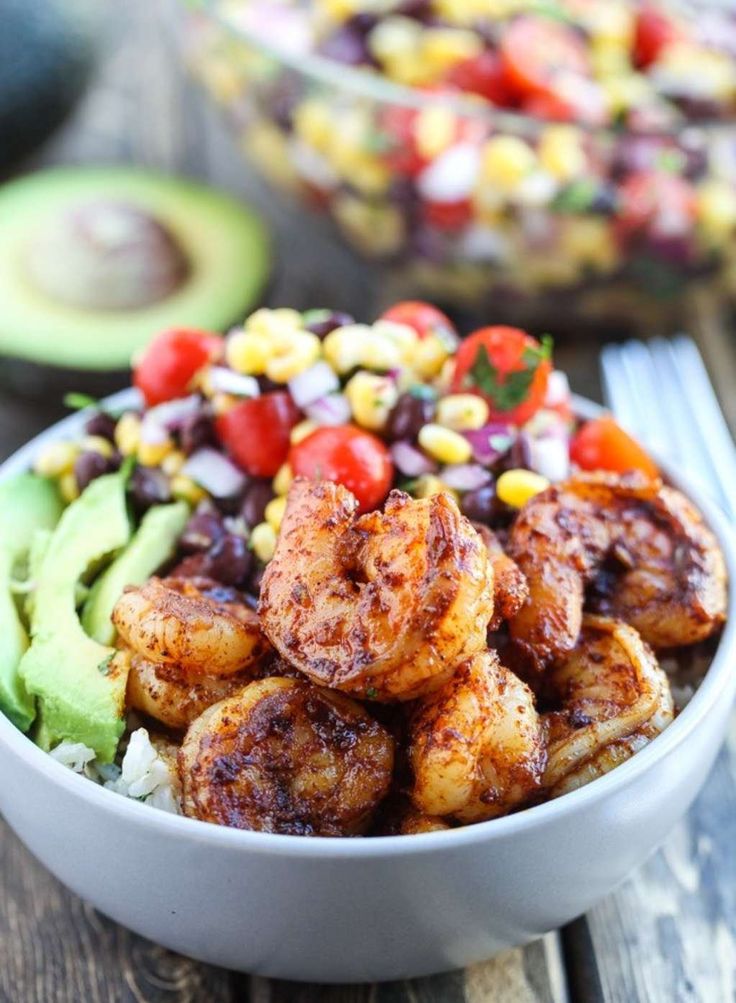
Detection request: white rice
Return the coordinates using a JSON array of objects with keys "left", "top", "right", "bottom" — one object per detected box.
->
[{"left": 50, "top": 727, "right": 180, "bottom": 814}]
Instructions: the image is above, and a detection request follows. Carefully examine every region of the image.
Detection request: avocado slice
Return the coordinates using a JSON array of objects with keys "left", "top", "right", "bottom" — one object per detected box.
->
[
  {"left": 0, "top": 167, "right": 270, "bottom": 370},
  {"left": 19, "top": 470, "right": 132, "bottom": 762},
  {"left": 0, "top": 475, "right": 63, "bottom": 730},
  {"left": 82, "top": 500, "right": 189, "bottom": 646}
]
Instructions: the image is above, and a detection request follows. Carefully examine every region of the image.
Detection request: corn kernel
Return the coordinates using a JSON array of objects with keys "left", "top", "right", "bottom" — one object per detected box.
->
[
  {"left": 421, "top": 27, "right": 483, "bottom": 75},
  {"left": 33, "top": 441, "right": 79, "bottom": 478},
  {"left": 323, "top": 325, "right": 372, "bottom": 374},
  {"left": 161, "top": 450, "right": 186, "bottom": 477},
  {"left": 602, "top": 73, "right": 650, "bottom": 116},
  {"left": 265, "top": 495, "right": 287, "bottom": 533},
  {"left": 359, "top": 333, "right": 403, "bottom": 372},
  {"left": 418, "top": 423, "right": 472, "bottom": 464},
  {"left": 345, "top": 371, "right": 399, "bottom": 431},
  {"left": 290, "top": 419, "right": 318, "bottom": 445},
  {"left": 293, "top": 99, "right": 334, "bottom": 153},
  {"left": 170, "top": 475, "right": 207, "bottom": 505},
  {"left": 246, "top": 307, "right": 303, "bottom": 338},
  {"left": 137, "top": 438, "right": 173, "bottom": 467},
  {"left": 414, "top": 105, "right": 458, "bottom": 161},
  {"left": 225, "top": 331, "right": 271, "bottom": 376},
  {"left": 273, "top": 463, "right": 293, "bottom": 497},
  {"left": 412, "top": 473, "right": 458, "bottom": 502},
  {"left": 250, "top": 521, "right": 277, "bottom": 563},
  {"left": 412, "top": 334, "right": 451, "bottom": 379},
  {"left": 80, "top": 435, "right": 115, "bottom": 459},
  {"left": 114, "top": 412, "right": 141, "bottom": 457},
  {"left": 480, "top": 136, "right": 536, "bottom": 192},
  {"left": 696, "top": 180, "right": 736, "bottom": 241},
  {"left": 368, "top": 16, "right": 421, "bottom": 64},
  {"left": 372, "top": 319, "right": 418, "bottom": 361},
  {"left": 538, "top": 126, "right": 587, "bottom": 182},
  {"left": 560, "top": 217, "right": 619, "bottom": 273},
  {"left": 436, "top": 393, "right": 489, "bottom": 431},
  {"left": 496, "top": 469, "right": 550, "bottom": 508},
  {"left": 211, "top": 393, "right": 239, "bottom": 417},
  {"left": 59, "top": 472, "right": 79, "bottom": 503},
  {"left": 266, "top": 331, "right": 321, "bottom": 384},
  {"left": 332, "top": 195, "right": 406, "bottom": 257}
]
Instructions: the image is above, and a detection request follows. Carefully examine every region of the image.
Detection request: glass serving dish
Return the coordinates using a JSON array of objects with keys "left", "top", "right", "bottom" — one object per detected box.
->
[{"left": 178, "top": 0, "right": 736, "bottom": 333}]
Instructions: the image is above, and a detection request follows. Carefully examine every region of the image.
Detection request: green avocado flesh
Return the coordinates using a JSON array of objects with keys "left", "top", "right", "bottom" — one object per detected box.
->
[
  {"left": 19, "top": 471, "right": 132, "bottom": 762},
  {"left": 0, "top": 475, "right": 63, "bottom": 730},
  {"left": 0, "top": 166, "right": 270, "bottom": 369},
  {"left": 82, "top": 500, "right": 189, "bottom": 646}
]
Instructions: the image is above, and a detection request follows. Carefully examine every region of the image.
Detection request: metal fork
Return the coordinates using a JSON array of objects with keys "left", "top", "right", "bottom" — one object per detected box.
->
[{"left": 600, "top": 335, "right": 736, "bottom": 522}]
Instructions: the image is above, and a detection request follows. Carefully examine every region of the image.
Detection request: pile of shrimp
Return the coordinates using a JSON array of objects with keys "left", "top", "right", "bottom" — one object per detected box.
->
[{"left": 111, "top": 471, "right": 726, "bottom": 837}]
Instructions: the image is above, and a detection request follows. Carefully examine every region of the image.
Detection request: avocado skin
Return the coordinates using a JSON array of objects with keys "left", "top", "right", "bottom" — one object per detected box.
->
[
  {"left": 82, "top": 501, "right": 190, "bottom": 646},
  {"left": 0, "top": 475, "right": 63, "bottom": 731},
  {"left": 19, "top": 471, "right": 132, "bottom": 762},
  {"left": 0, "top": 0, "right": 95, "bottom": 170}
]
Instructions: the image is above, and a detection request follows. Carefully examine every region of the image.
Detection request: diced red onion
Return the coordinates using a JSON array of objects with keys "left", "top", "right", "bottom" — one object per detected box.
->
[
  {"left": 464, "top": 424, "right": 516, "bottom": 465},
  {"left": 182, "top": 448, "right": 247, "bottom": 498},
  {"left": 440, "top": 463, "right": 492, "bottom": 491},
  {"left": 524, "top": 435, "right": 570, "bottom": 482},
  {"left": 140, "top": 395, "right": 201, "bottom": 443},
  {"left": 304, "top": 393, "right": 351, "bottom": 426},
  {"left": 207, "top": 367, "right": 259, "bottom": 398},
  {"left": 390, "top": 441, "right": 437, "bottom": 478},
  {"left": 288, "top": 361, "right": 339, "bottom": 408},
  {"left": 544, "top": 370, "right": 570, "bottom": 407}
]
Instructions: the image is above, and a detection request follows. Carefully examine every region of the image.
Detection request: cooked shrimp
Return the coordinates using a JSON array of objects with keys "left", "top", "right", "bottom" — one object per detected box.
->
[
  {"left": 379, "top": 798, "right": 451, "bottom": 835},
  {"left": 179, "top": 677, "right": 395, "bottom": 836},
  {"left": 259, "top": 479, "right": 494, "bottom": 702},
  {"left": 126, "top": 654, "right": 260, "bottom": 731},
  {"left": 474, "top": 524, "right": 529, "bottom": 630},
  {"left": 542, "top": 615, "right": 674, "bottom": 798},
  {"left": 508, "top": 472, "right": 727, "bottom": 667},
  {"left": 409, "top": 650, "right": 546, "bottom": 823},
  {"left": 112, "top": 577, "right": 270, "bottom": 679}
]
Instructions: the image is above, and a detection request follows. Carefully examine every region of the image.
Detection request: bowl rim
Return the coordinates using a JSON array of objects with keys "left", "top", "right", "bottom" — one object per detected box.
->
[
  {"left": 188, "top": 0, "right": 733, "bottom": 139},
  {"left": 1, "top": 387, "right": 735, "bottom": 859}
]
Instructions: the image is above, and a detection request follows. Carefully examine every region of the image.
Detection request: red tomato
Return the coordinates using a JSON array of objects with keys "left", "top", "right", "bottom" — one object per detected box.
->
[
  {"left": 523, "top": 92, "right": 576, "bottom": 122},
  {"left": 500, "top": 15, "right": 590, "bottom": 101},
  {"left": 634, "top": 6, "right": 683, "bottom": 68},
  {"left": 380, "top": 301, "right": 458, "bottom": 342},
  {"left": 422, "top": 198, "right": 473, "bottom": 232},
  {"left": 380, "top": 105, "right": 427, "bottom": 176},
  {"left": 615, "top": 170, "right": 696, "bottom": 245},
  {"left": 451, "top": 326, "right": 552, "bottom": 426},
  {"left": 215, "top": 392, "right": 301, "bottom": 478},
  {"left": 570, "top": 416, "right": 659, "bottom": 479},
  {"left": 289, "top": 426, "right": 393, "bottom": 513},
  {"left": 133, "top": 328, "right": 221, "bottom": 407},
  {"left": 446, "top": 51, "right": 513, "bottom": 105}
]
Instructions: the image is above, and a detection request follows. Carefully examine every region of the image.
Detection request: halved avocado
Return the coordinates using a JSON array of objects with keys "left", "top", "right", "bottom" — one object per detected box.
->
[{"left": 0, "top": 166, "right": 270, "bottom": 370}]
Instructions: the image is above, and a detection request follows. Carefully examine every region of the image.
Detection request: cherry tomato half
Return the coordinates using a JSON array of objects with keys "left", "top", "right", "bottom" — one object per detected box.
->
[
  {"left": 570, "top": 416, "right": 659, "bottom": 479},
  {"left": 215, "top": 392, "right": 301, "bottom": 478},
  {"left": 500, "top": 15, "right": 590, "bottom": 101},
  {"left": 634, "top": 6, "right": 683, "bottom": 68},
  {"left": 445, "top": 51, "right": 513, "bottom": 106},
  {"left": 451, "top": 326, "right": 552, "bottom": 427},
  {"left": 133, "top": 328, "right": 221, "bottom": 407},
  {"left": 380, "top": 301, "right": 458, "bottom": 341},
  {"left": 289, "top": 425, "right": 393, "bottom": 513}
]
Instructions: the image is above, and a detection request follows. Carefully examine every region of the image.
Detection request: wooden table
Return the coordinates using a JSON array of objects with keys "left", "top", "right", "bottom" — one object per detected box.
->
[{"left": 1, "top": 3, "right": 734, "bottom": 999}]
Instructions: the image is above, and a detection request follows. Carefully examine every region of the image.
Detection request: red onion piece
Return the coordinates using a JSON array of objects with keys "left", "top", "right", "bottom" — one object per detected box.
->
[
  {"left": 304, "top": 393, "right": 351, "bottom": 426},
  {"left": 288, "top": 361, "right": 339, "bottom": 408},
  {"left": 440, "top": 463, "right": 493, "bottom": 492},
  {"left": 208, "top": 367, "right": 260, "bottom": 398},
  {"left": 524, "top": 435, "right": 570, "bottom": 482},
  {"left": 140, "top": 395, "right": 201, "bottom": 444},
  {"left": 390, "top": 441, "right": 437, "bottom": 478},
  {"left": 182, "top": 448, "right": 247, "bottom": 498},
  {"left": 463, "top": 424, "right": 516, "bottom": 465}
]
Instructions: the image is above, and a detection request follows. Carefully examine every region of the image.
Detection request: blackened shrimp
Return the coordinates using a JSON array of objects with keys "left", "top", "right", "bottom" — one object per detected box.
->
[
  {"left": 409, "top": 651, "right": 546, "bottom": 823},
  {"left": 474, "top": 524, "right": 529, "bottom": 630},
  {"left": 259, "top": 479, "right": 494, "bottom": 702},
  {"left": 112, "top": 577, "right": 271, "bottom": 679},
  {"left": 179, "top": 677, "right": 395, "bottom": 836},
  {"left": 508, "top": 472, "right": 726, "bottom": 667},
  {"left": 542, "top": 615, "right": 674, "bottom": 798}
]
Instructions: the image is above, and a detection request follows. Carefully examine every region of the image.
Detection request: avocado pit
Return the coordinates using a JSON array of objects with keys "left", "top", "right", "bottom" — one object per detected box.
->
[{"left": 25, "top": 200, "right": 190, "bottom": 311}]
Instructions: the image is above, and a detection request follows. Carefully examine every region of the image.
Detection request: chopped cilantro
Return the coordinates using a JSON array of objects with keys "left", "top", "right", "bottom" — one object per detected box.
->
[
  {"left": 366, "top": 687, "right": 378, "bottom": 699},
  {"left": 552, "top": 179, "right": 598, "bottom": 214},
  {"left": 64, "top": 392, "right": 101, "bottom": 411},
  {"left": 463, "top": 336, "right": 553, "bottom": 413}
]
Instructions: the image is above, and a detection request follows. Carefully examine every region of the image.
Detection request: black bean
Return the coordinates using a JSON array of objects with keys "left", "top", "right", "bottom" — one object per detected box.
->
[
  {"left": 74, "top": 451, "right": 115, "bottom": 492},
  {"left": 387, "top": 392, "right": 436, "bottom": 442},
  {"left": 461, "top": 484, "right": 496, "bottom": 524},
  {"left": 179, "top": 411, "right": 215, "bottom": 456},
  {"left": 179, "top": 505, "right": 226, "bottom": 554},
  {"left": 129, "top": 465, "right": 171, "bottom": 514},
  {"left": 240, "top": 480, "right": 274, "bottom": 528},
  {"left": 207, "top": 534, "right": 254, "bottom": 586},
  {"left": 303, "top": 310, "right": 355, "bottom": 339},
  {"left": 84, "top": 411, "right": 117, "bottom": 441}
]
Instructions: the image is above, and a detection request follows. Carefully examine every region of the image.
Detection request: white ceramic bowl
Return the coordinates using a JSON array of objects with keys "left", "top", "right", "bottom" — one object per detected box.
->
[{"left": 0, "top": 391, "right": 733, "bottom": 984}]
